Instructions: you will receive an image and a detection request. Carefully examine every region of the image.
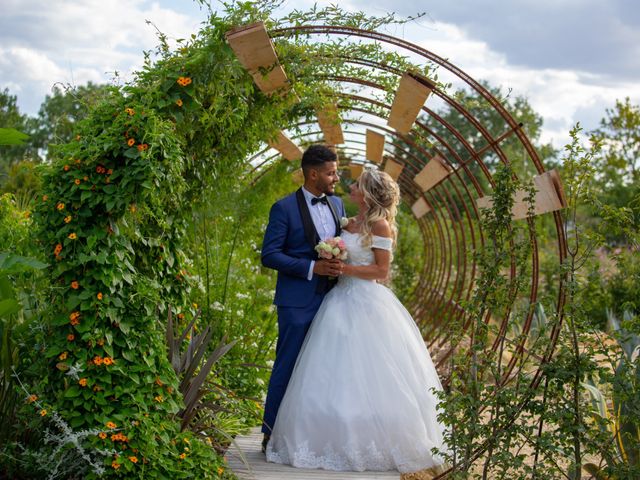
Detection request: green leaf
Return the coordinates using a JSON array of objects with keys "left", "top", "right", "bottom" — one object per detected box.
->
[
  {"left": 119, "top": 321, "right": 131, "bottom": 334},
  {"left": 0, "top": 128, "right": 29, "bottom": 145},
  {"left": 64, "top": 386, "right": 82, "bottom": 398},
  {"left": 70, "top": 416, "right": 86, "bottom": 428},
  {"left": 0, "top": 253, "right": 48, "bottom": 274},
  {"left": 0, "top": 299, "right": 21, "bottom": 318}
]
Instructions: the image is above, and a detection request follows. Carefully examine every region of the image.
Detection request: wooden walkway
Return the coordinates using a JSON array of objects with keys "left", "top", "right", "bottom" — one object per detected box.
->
[{"left": 226, "top": 427, "right": 400, "bottom": 479}]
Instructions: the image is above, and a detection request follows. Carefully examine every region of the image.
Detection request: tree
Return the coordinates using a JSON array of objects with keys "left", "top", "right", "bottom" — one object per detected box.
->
[
  {"left": 590, "top": 98, "right": 640, "bottom": 243},
  {"left": 0, "top": 89, "right": 39, "bottom": 181},
  {"left": 592, "top": 97, "right": 640, "bottom": 187},
  {"left": 32, "top": 82, "right": 108, "bottom": 160}
]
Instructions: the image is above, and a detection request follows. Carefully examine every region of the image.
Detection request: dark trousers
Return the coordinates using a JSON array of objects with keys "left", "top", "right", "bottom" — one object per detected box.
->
[{"left": 262, "top": 294, "right": 324, "bottom": 435}]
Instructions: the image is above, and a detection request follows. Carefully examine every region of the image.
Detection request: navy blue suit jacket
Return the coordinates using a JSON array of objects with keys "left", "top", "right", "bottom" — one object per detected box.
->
[{"left": 261, "top": 189, "right": 346, "bottom": 307}]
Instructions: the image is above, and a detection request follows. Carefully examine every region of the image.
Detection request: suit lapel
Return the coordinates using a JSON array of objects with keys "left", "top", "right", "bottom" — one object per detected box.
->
[
  {"left": 295, "top": 188, "right": 319, "bottom": 250},
  {"left": 326, "top": 196, "right": 341, "bottom": 236}
]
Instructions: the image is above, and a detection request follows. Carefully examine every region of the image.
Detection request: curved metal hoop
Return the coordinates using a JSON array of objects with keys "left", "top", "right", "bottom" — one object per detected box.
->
[{"left": 247, "top": 24, "right": 569, "bottom": 474}]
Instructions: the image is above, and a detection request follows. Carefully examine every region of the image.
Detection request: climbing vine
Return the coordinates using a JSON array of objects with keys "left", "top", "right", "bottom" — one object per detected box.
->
[{"left": 22, "top": 2, "right": 434, "bottom": 478}]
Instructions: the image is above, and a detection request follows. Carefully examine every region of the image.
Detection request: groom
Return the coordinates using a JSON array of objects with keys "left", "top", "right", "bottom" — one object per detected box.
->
[{"left": 260, "top": 144, "right": 346, "bottom": 453}]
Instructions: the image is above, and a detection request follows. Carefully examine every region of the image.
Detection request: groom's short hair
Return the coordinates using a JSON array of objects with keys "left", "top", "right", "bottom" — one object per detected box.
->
[{"left": 301, "top": 145, "right": 337, "bottom": 177}]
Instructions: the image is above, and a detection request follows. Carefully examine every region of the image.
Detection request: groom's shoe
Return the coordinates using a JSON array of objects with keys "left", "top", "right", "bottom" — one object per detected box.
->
[{"left": 261, "top": 434, "right": 270, "bottom": 454}]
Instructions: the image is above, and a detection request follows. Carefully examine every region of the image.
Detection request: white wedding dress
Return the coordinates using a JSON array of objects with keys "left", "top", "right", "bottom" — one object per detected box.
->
[{"left": 266, "top": 230, "right": 449, "bottom": 473}]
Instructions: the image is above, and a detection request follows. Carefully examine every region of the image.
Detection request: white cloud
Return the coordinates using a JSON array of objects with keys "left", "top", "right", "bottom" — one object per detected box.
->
[
  {"left": 0, "top": 0, "right": 203, "bottom": 114},
  {"left": 409, "top": 21, "right": 640, "bottom": 148},
  {"left": 1, "top": 0, "right": 639, "bottom": 152}
]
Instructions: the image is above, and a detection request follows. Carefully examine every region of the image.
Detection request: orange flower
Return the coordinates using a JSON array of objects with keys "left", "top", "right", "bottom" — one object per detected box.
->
[
  {"left": 54, "top": 244, "right": 63, "bottom": 255},
  {"left": 58, "top": 352, "right": 68, "bottom": 361},
  {"left": 68, "top": 233, "right": 77, "bottom": 240},
  {"left": 67, "top": 334, "right": 75, "bottom": 341},
  {"left": 74, "top": 178, "right": 81, "bottom": 185},
  {"left": 69, "top": 311, "right": 80, "bottom": 322},
  {"left": 27, "top": 394, "right": 38, "bottom": 403},
  {"left": 137, "top": 143, "right": 148, "bottom": 151},
  {"left": 177, "top": 313, "right": 185, "bottom": 320},
  {"left": 97, "top": 292, "right": 103, "bottom": 300},
  {"left": 23, "top": 211, "right": 31, "bottom": 219},
  {"left": 217, "top": 466, "right": 224, "bottom": 475},
  {"left": 96, "top": 338, "right": 104, "bottom": 346},
  {"left": 103, "top": 357, "right": 114, "bottom": 366},
  {"left": 64, "top": 165, "right": 70, "bottom": 171},
  {"left": 177, "top": 76, "right": 192, "bottom": 86},
  {"left": 64, "top": 215, "right": 72, "bottom": 223},
  {"left": 75, "top": 158, "right": 81, "bottom": 165},
  {"left": 129, "top": 456, "right": 138, "bottom": 463},
  {"left": 98, "top": 432, "right": 107, "bottom": 439},
  {"left": 83, "top": 175, "right": 88, "bottom": 181},
  {"left": 106, "top": 421, "right": 117, "bottom": 429},
  {"left": 56, "top": 202, "right": 65, "bottom": 211},
  {"left": 154, "top": 395, "right": 164, "bottom": 403},
  {"left": 112, "top": 461, "right": 120, "bottom": 470},
  {"left": 166, "top": 386, "right": 173, "bottom": 394},
  {"left": 155, "top": 378, "right": 163, "bottom": 386},
  {"left": 71, "top": 281, "right": 79, "bottom": 289},
  {"left": 107, "top": 168, "right": 113, "bottom": 175},
  {"left": 125, "top": 107, "right": 135, "bottom": 115},
  {"left": 42, "top": 195, "right": 48, "bottom": 201},
  {"left": 40, "top": 409, "right": 47, "bottom": 416},
  {"left": 127, "top": 138, "right": 135, "bottom": 147},
  {"left": 70, "top": 318, "right": 80, "bottom": 326},
  {"left": 176, "top": 98, "right": 183, "bottom": 107},
  {"left": 76, "top": 135, "right": 81, "bottom": 140},
  {"left": 79, "top": 378, "right": 88, "bottom": 387},
  {"left": 179, "top": 453, "right": 187, "bottom": 460},
  {"left": 96, "top": 166, "right": 105, "bottom": 174},
  {"left": 93, "top": 356, "right": 103, "bottom": 366}
]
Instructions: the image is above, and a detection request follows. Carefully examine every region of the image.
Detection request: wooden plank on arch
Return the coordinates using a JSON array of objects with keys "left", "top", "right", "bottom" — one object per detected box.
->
[
  {"left": 366, "top": 130, "right": 385, "bottom": 164},
  {"left": 383, "top": 157, "right": 404, "bottom": 180},
  {"left": 349, "top": 163, "right": 364, "bottom": 180},
  {"left": 317, "top": 104, "right": 345, "bottom": 145},
  {"left": 411, "top": 197, "right": 431, "bottom": 218},
  {"left": 225, "top": 21, "right": 290, "bottom": 95},
  {"left": 413, "top": 154, "right": 452, "bottom": 192},
  {"left": 387, "top": 72, "right": 434, "bottom": 134},
  {"left": 476, "top": 169, "right": 567, "bottom": 220},
  {"left": 267, "top": 131, "right": 303, "bottom": 161}
]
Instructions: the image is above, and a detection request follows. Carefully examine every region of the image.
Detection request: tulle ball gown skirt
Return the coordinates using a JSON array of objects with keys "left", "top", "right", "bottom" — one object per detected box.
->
[{"left": 266, "top": 276, "right": 449, "bottom": 473}]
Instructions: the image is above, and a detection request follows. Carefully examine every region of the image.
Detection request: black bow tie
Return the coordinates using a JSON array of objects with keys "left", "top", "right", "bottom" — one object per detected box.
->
[{"left": 311, "top": 196, "right": 328, "bottom": 206}]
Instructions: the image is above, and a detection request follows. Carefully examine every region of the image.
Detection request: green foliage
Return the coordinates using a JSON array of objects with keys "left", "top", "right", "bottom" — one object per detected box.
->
[
  {"left": 32, "top": 82, "right": 109, "bottom": 161},
  {"left": 0, "top": 127, "right": 29, "bottom": 145},
  {"left": 0, "top": 89, "right": 40, "bottom": 179}
]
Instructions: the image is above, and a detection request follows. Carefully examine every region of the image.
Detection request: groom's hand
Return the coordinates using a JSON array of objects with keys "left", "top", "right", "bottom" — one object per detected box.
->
[{"left": 313, "top": 259, "right": 343, "bottom": 277}]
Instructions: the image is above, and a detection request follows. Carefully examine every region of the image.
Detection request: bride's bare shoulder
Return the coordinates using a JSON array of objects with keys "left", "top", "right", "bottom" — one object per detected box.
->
[{"left": 371, "top": 219, "right": 391, "bottom": 237}]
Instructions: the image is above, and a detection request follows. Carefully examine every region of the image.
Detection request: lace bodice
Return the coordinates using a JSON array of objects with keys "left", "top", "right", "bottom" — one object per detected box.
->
[{"left": 340, "top": 230, "right": 392, "bottom": 266}]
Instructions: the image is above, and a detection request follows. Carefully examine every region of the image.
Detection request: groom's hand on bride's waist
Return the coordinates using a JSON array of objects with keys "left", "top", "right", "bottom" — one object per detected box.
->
[{"left": 313, "top": 259, "right": 343, "bottom": 277}]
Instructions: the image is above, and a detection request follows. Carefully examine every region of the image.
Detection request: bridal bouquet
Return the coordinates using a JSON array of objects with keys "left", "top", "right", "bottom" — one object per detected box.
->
[{"left": 315, "top": 237, "right": 348, "bottom": 261}]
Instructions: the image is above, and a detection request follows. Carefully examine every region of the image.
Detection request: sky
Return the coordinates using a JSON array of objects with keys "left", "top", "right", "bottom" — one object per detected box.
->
[{"left": 1, "top": 0, "right": 639, "bottom": 149}]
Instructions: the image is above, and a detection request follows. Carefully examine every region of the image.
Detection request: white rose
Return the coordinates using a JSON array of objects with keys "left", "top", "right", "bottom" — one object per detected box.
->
[
  {"left": 332, "top": 247, "right": 340, "bottom": 256},
  {"left": 340, "top": 217, "right": 349, "bottom": 227}
]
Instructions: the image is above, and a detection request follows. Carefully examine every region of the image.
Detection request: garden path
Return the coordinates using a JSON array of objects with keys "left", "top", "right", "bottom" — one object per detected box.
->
[{"left": 226, "top": 427, "right": 400, "bottom": 479}]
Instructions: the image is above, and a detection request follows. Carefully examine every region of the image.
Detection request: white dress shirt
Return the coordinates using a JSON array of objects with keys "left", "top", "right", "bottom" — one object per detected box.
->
[{"left": 302, "top": 187, "right": 337, "bottom": 280}]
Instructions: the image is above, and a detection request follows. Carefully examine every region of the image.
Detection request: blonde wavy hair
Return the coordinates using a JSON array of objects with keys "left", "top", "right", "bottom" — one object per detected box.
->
[{"left": 357, "top": 168, "right": 400, "bottom": 252}]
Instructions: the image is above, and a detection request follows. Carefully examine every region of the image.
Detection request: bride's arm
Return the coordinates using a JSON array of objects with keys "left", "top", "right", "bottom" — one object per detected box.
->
[{"left": 341, "top": 219, "right": 391, "bottom": 281}]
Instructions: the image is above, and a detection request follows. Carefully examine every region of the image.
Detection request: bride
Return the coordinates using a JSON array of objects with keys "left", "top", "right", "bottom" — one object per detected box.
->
[{"left": 266, "top": 168, "right": 449, "bottom": 474}]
